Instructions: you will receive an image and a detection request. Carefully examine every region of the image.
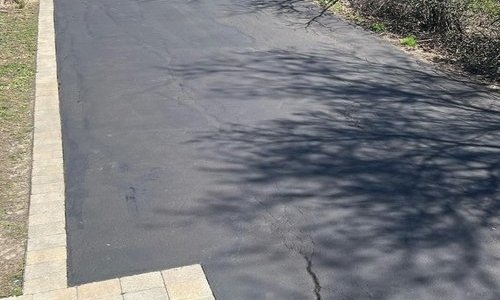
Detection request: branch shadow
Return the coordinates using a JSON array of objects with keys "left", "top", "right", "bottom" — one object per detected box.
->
[{"left": 167, "top": 47, "right": 500, "bottom": 299}]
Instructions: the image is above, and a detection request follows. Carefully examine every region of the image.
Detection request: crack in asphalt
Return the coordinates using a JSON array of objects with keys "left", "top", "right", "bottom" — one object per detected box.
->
[
  {"left": 253, "top": 195, "right": 322, "bottom": 299},
  {"left": 304, "top": 251, "right": 322, "bottom": 300}
]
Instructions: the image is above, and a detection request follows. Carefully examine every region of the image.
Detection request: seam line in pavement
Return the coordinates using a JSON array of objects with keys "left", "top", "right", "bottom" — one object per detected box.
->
[{"left": 1, "top": 0, "right": 215, "bottom": 298}]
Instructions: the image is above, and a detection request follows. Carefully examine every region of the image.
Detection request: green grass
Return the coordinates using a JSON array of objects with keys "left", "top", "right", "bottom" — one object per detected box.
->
[
  {"left": 469, "top": 0, "right": 500, "bottom": 16},
  {"left": 400, "top": 35, "right": 417, "bottom": 47},
  {"left": 0, "top": 2, "right": 38, "bottom": 297},
  {"left": 318, "top": 0, "right": 347, "bottom": 14},
  {"left": 329, "top": 0, "right": 345, "bottom": 13},
  {"left": 370, "top": 22, "right": 386, "bottom": 32}
]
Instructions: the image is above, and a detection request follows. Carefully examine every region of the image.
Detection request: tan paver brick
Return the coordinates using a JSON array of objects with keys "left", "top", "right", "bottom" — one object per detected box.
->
[
  {"left": 34, "top": 104, "right": 59, "bottom": 113},
  {"left": 79, "top": 296, "right": 123, "bottom": 300},
  {"left": 29, "top": 201, "right": 65, "bottom": 216},
  {"left": 33, "top": 106, "right": 59, "bottom": 116},
  {"left": 36, "top": 82, "right": 58, "bottom": 96},
  {"left": 32, "top": 288, "right": 76, "bottom": 300},
  {"left": 32, "top": 150, "right": 63, "bottom": 162},
  {"left": 122, "top": 287, "right": 168, "bottom": 300},
  {"left": 32, "top": 141, "right": 61, "bottom": 151},
  {"left": 2, "top": 295, "right": 33, "bottom": 300},
  {"left": 36, "top": 65, "right": 55, "bottom": 72},
  {"left": 33, "top": 107, "right": 59, "bottom": 117},
  {"left": 28, "top": 233, "right": 66, "bottom": 251},
  {"left": 31, "top": 173, "right": 65, "bottom": 185},
  {"left": 35, "top": 96, "right": 59, "bottom": 108},
  {"left": 76, "top": 279, "right": 122, "bottom": 300},
  {"left": 120, "top": 272, "right": 164, "bottom": 293},
  {"left": 23, "top": 271, "right": 67, "bottom": 294},
  {"left": 35, "top": 77, "right": 57, "bottom": 86},
  {"left": 28, "top": 221, "right": 65, "bottom": 239},
  {"left": 31, "top": 182, "right": 64, "bottom": 195},
  {"left": 37, "top": 19, "right": 54, "bottom": 26},
  {"left": 26, "top": 247, "right": 66, "bottom": 265},
  {"left": 161, "top": 265, "right": 214, "bottom": 300},
  {"left": 35, "top": 123, "right": 61, "bottom": 134},
  {"left": 31, "top": 164, "right": 63, "bottom": 177},
  {"left": 24, "top": 260, "right": 66, "bottom": 281},
  {"left": 28, "top": 209, "right": 65, "bottom": 226},
  {"left": 35, "top": 119, "right": 61, "bottom": 133},
  {"left": 31, "top": 159, "right": 62, "bottom": 170},
  {"left": 34, "top": 156, "right": 61, "bottom": 171},
  {"left": 33, "top": 131, "right": 62, "bottom": 142}
]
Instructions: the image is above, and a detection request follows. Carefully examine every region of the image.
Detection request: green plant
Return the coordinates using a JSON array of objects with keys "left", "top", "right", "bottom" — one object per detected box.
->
[
  {"left": 370, "top": 22, "right": 386, "bottom": 32},
  {"left": 468, "top": 0, "right": 500, "bottom": 16},
  {"left": 353, "top": 14, "right": 365, "bottom": 23},
  {"left": 329, "top": 1, "right": 345, "bottom": 13},
  {"left": 10, "top": 274, "right": 23, "bottom": 296},
  {"left": 401, "top": 35, "right": 417, "bottom": 47},
  {"left": 14, "top": 0, "right": 28, "bottom": 8}
]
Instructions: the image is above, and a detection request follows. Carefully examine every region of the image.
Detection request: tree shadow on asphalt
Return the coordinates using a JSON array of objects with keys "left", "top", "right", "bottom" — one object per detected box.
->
[
  {"left": 166, "top": 46, "right": 500, "bottom": 299},
  {"left": 227, "top": 0, "right": 352, "bottom": 28}
]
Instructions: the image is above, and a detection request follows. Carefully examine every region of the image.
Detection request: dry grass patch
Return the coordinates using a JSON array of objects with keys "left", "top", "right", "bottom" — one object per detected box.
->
[{"left": 0, "top": 1, "right": 38, "bottom": 297}]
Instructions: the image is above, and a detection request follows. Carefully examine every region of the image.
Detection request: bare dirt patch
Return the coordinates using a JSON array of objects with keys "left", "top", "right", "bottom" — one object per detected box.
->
[{"left": 0, "top": 1, "right": 38, "bottom": 297}]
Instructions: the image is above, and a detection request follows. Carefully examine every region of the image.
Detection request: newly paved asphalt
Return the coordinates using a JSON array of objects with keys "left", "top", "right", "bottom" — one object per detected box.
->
[{"left": 54, "top": 0, "right": 500, "bottom": 299}]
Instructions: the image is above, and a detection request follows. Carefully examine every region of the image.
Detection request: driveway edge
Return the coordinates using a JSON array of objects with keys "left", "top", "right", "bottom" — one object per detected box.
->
[{"left": 1, "top": 0, "right": 215, "bottom": 298}]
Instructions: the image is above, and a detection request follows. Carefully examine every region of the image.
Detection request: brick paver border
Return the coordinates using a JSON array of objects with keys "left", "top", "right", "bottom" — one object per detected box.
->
[
  {"left": 6, "top": 265, "right": 214, "bottom": 300},
  {"left": 2, "top": 0, "right": 215, "bottom": 298}
]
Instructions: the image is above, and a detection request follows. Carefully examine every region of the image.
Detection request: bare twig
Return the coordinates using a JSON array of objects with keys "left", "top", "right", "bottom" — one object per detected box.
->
[{"left": 306, "top": 0, "right": 339, "bottom": 27}]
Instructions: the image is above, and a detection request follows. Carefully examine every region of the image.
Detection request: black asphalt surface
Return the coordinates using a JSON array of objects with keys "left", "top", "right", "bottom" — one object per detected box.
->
[{"left": 54, "top": 0, "right": 500, "bottom": 299}]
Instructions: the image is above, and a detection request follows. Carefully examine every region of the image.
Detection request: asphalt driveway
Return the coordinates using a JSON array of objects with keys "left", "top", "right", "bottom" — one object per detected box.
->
[{"left": 54, "top": 0, "right": 500, "bottom": 299}]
